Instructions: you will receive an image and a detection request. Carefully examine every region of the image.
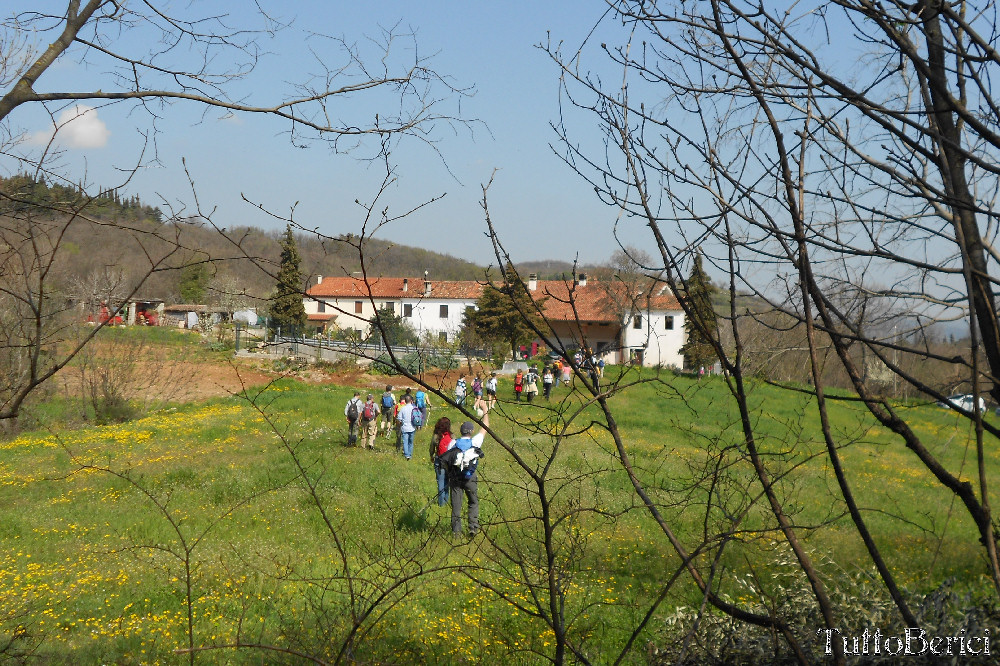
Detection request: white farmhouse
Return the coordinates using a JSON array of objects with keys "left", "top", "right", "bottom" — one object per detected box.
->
[
  {"left": 303, "top": 273, "right": 687, "bottom": 367},
  {"left": 304, "top": 275, "right": 482, "bottom": 343},
  {"left": 525, "top": 273, "right": 686, "bottom": 368}
]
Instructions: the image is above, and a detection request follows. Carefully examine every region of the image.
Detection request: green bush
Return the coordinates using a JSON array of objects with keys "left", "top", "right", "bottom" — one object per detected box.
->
[
  {"left": 93, "top": 396, "right": 140, "bottom": 424},
  {"left": 271, "top": 357, "right": 308, "bottom": 373},
  {"left": 370, "top": 351, "right": 459, "bottom": 375}
]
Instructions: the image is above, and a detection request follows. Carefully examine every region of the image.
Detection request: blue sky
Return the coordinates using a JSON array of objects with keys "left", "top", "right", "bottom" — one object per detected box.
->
[{"left": 4, "top": 1, "right": 647, "bottom": 268}]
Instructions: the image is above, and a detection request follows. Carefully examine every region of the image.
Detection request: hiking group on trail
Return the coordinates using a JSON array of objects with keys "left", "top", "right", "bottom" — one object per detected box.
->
[{"left": 340, "top": 352, "right": 610, "bottom": 537}]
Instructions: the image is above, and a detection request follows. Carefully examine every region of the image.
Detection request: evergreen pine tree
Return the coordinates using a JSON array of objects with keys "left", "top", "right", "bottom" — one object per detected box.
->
[
  {"left": 269, "top": 225, "right": 307, "bottom": 335},
  {"left": 679, "top": 252, "right": 718, "bottom": 370},
  {"left": 179, "top": 262, "right": 210, "bottom": 303}
]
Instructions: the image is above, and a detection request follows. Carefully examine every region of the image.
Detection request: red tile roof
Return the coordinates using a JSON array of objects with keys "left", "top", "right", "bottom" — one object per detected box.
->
[
  {"left": 530, "top": 280, "right": 680, "bottom": 322},
  {"left": 307, "top": 276, "right": 484, "bottom": 300}
]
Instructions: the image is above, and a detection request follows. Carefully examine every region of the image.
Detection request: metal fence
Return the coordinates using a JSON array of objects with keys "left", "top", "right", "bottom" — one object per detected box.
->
[{"left": 235, "top": 325, "right": 489, "bottom": 365}]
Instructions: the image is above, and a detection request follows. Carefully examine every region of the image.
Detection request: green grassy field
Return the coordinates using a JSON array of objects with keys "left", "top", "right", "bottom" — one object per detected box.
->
[{"left": 1, "top": 366, "right": 997, "bottom": 663}]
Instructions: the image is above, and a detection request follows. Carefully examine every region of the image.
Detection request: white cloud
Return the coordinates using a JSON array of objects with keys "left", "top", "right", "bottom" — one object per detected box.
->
[{"left": 28, "top": 105, "right": 110, "bottom": 148}]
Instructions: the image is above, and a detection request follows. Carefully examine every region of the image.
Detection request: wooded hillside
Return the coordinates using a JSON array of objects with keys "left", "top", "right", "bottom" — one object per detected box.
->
[{"left": 2, "top": 174, "right": 589, "bottom": 305}]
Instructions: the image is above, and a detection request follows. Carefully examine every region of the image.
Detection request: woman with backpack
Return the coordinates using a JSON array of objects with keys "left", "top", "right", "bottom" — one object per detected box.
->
[
  {"left": 471, "top": 374, "right": 484, "bottom": 413},
  {"left": 360, "top": 393, "right": 379, "bottom": 450},
  {"left": 429, "top": 417, "right": 454, "bottom": 507},
  {"left": 485, "top": 372, "right": 498, "bottom": 409},
  {"left": 524, "top": 366, "right": 539, "bottom": 402}
]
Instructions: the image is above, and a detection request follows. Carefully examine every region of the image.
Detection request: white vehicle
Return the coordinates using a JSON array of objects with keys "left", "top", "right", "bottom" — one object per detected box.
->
[{"left": 936, "top": 394, "right": 987, "bottom": 415}]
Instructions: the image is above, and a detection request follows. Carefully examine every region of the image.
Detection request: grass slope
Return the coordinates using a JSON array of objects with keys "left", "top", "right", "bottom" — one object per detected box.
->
[{"left": 0, "top": 369, "right": 996, "bottom": 662}]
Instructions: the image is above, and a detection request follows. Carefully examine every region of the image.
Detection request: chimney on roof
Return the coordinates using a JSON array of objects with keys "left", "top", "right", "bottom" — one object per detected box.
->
[
  {"left": 528, "top": 273, "right": 537, "bottom": 291},
  {"left": 316, "top": 275, "right": 323, "bottom": 285},
  {"left": 403, "top": 278, "right": 408, "bottom": 292},
  {"left": 423, "top": 270, "right": 431, "bottom": 296},
  {"left": 574, "top": 272, "right": 588, "bottom": 287},
  {"left": 579, "top": 273, "right": 588, "bottom": 286}
]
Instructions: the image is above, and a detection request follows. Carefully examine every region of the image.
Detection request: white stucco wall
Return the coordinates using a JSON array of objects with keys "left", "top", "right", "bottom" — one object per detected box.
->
[
  {"left": 621, "top": 309, "right": 686, "bottom": 367},
  {"left": 305, "top": 294, "right": 477, "bottom": 342},
  {"left": 403, "top": 297, "right": 477, "bottom": 342}
]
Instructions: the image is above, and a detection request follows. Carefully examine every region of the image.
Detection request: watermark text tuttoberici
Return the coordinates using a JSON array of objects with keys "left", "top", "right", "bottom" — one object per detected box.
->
[{"left": 818, "top": 627, "right": 990, "bottom": 657}]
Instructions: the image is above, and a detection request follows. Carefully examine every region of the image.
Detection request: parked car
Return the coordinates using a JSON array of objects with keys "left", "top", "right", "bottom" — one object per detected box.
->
[{"left": 936, "top": 394, "right": 987, "bottom": 415}]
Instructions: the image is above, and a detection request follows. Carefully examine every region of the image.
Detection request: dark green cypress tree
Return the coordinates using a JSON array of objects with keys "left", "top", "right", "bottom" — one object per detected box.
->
[
  {"left": 269, "top": 225, "right": 307, "bottom": 335},
  {"left": 679, "top": 251, "right": 718, "bottom": 370},
  {"left": 179, "top": 262, "right": 210, "bottom": 303}
]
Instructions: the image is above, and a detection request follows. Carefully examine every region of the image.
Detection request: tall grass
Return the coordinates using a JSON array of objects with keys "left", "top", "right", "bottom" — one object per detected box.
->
[{"left": 0, "top": 369, "right": 995, "bottom": 662}]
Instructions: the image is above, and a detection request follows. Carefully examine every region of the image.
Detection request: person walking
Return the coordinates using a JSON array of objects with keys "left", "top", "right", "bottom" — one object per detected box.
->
[
  {"left": 586, "top": 353, "right": 600, "bottom": 392},
  {"left": 471, "top": 374, "right": 484, "bottom": 412},
  {"left": 397, "top": 395, "right": 417, "bottom": 460},
  {"left": 455, "top": 375, "right": 467, "bottom": 407},
  {"left": 344, "top": 391, "right": 363, "bottom": 446},
  {"left": 524, "top": 366, "right": 538, "bottom": 402},
  {"left": 393, "top": 398, "right": 403, "bottom": 451},
  {"left": 513, "top": 369, "right": 524, "bottom": 401},
  {"left": 360, "top": 393, "right": 379, "bottom": 450},
  {"left": 429, "top": 417, "right": 454, "bottom": 507},
  {"left": 485, "top": 372, "right": 498, "bottom": 410},
  {"left": 440, "top": 413, "right": 489, "bottom": 537},
  {"left": 543, "top": 366, "right": 554, "bottom": 400},
  {"left": 415, "top": 388, "right": 429, "bottom": 428},
  {"left": 379, "top": 385, "right": 396, "bottom": 439}
]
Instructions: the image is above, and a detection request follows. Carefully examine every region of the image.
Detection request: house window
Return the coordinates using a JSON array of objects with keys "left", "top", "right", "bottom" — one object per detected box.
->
[
  {"left": 633, "top": 315, "right": 643, "bottom": 329},
  {"left": 439, "top": 331, "right": 448, "bottom": 343},
  {"left": 317, "top": 300, "right": 325, "bottom": 313},
  {"left": 439, "top": 304, "right": 449, "bottom": 318},
  {"left": 665, "top": 315, "right": 674, "bottom": 330},
  {"left": 355, "top": 301, "right": 363, "bottom": 314},
  {"left": 403, "top": 303, "right": 413, "bottom": 317}
]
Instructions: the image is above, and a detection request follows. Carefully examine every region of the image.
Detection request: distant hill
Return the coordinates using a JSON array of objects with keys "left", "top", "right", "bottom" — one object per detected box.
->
[
  {"left": 0, "top": 174, "right": 490, "bottom": 304},
  {"left": 514, "top": 259, "right": 600, "bottom": 280},
  {"left": 2, "top": 174, "right": 616, "bottom": 306}
]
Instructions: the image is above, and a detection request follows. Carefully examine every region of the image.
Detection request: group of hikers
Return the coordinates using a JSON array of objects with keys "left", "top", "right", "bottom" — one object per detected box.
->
[
  {"left": 343, "top": 383, "right": 484, "bottom": 537},
  {"left": 343, "top": 385, "right": 431, "bottom": 456},
  {"left": 341, "top": 352, "right": 605, "bottom": 537},
  {"left": 507, "top": 351, "right": 604, "bottom": 401}
]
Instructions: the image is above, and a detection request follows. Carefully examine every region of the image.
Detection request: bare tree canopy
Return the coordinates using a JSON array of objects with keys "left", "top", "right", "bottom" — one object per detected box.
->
[
  {"left": 0, "top": 1, "right": 466, "bottom": 426},
  {"left": 0, "top": 1, "right": 466, "bottom": 147},
  {"left": 545, "top": 0, "right": 1000, "bottom": 659}
]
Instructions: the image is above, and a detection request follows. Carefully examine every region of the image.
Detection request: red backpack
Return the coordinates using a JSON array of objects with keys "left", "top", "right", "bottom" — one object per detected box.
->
[{"left": 437, "top": 432, "right": 454, "bottom": 456}]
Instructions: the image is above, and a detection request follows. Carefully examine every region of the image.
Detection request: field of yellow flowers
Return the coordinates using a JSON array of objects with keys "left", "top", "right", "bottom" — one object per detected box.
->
[{"left": 0, "top": 372, "right": 996, "bottom": 663}]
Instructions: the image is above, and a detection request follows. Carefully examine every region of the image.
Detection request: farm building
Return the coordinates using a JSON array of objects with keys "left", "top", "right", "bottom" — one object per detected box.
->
[{"left": 304, "top": 273, "right": 686, "bottom": 368}]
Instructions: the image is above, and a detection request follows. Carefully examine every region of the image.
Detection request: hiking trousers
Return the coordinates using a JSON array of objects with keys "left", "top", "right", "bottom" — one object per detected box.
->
[
  {"left": 450, "top": 475, "right": 479, "bottom": 535},
  {"left": 361, "top": 419, "right": 378, "bottom": 449}
]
